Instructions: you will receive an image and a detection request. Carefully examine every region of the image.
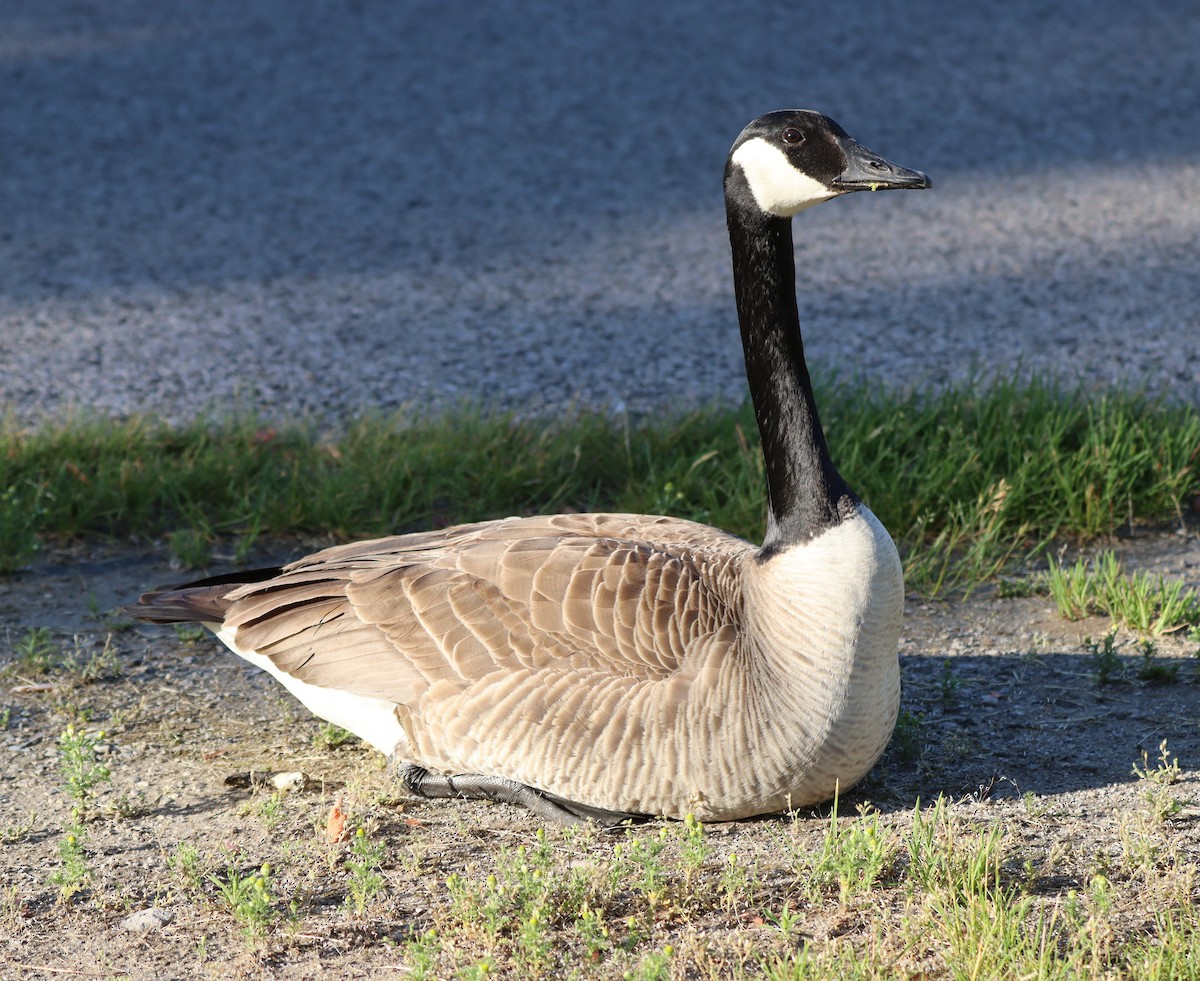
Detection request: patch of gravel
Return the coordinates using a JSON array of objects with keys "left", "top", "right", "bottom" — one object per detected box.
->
[
  {"left": 1, "top": 1, "right": 1198, "bottom": 425},
  {"left": 2, "top": 529, "right": 1199, "bottom": 975}
]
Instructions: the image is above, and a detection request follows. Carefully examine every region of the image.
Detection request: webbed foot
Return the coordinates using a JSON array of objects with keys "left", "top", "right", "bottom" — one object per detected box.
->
[{"left": 400, "top": 764, "right": 646, "bottom": 828}]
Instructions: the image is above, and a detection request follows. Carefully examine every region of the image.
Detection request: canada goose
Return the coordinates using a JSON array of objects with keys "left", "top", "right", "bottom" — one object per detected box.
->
[{"left": 130, "top": 110, "right": 930, "bottom": 824}]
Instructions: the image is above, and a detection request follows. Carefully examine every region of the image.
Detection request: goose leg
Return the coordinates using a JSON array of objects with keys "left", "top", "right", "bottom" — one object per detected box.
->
[{"left": 400, "top": 764, "right": 645, "bottom": 827}]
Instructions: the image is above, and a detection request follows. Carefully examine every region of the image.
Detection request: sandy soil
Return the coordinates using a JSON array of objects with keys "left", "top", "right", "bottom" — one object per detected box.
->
[{"left": 2, "top": 527, "right": 1199, "bottom": 978}]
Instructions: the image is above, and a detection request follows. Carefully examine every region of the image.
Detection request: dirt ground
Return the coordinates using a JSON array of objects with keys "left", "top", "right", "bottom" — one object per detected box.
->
[{"left": 2, "top": 526, "right": 1199, "bottom": 978}]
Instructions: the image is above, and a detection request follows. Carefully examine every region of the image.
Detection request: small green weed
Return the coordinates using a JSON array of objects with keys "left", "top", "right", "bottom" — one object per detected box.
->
[
  {"left": 2, "top": 885, "right": 30, "bottom": 924},
  {"left": 105, "top": 789, "right": 149, "bottom": 821},
  {"left": 618, "top": 829, "right": 671, "bottom": 908},
  {"left": 906, "top": 796, "right": 1005, "bottom": 900},
  {"left": 1134, "top": 638, "right": 1179, "bottom": 684},
  {"left": 49, "top": 725, "right": 113, "bottom": 903},
  {"left": 1020, "top": 791, "right": 1051, "bottom": 821},
  {"left": 1132, "top": 739, "right": 1181, "bottom": 788},
  {"left": 807, "top": 799, "right": 893, "bottom": 905},
  {"left": 49, "top": 825, "right": 91, "bottom": 903},
  {"left": 514, "top": 902, "right": 553, "bottom": 974},
  {"left": 1046, "top": 554, "right": 1095, "bottom": 621},
  {"left": 58, "top": 725, "right": 111, "bottom": 821},
  {"left": 1122, "top": 741, "right": 1186, "bottom": 862},
  {"left": 626, "top": 946, "right": 674, "bottom": 981},
  {"left": 239, "top": 792, "right": 286, "bottom": 830},
  {"left": 312, "top": 721, "right": 356, "bottom": 750},
  {"left": 765, "top": 901, "right": 803, "bottom": 943},
  {"left": 892, "top": 709, "right": 925, "bottom": 763},
  {"left": 344, "top": 826, "right": 387, "bottom": 917},
  {"left": 938, "top": 658, "right": 960, "bottom": 701},
  {"left": 1, "top": 810, "right": 38, "bottom": 845},
  {"left": 213, "top": 863, "right": 278, "bottom": 945},
  {"left": 62, "top": 634, "right": 122, "bottom": 682},
  {"left": 1085, "top": 629, "right": 1123, "bottom": 684},
  {"left": 4, "top": 629, "right": 120, "bottom": 682},
  {"left": 677, "top": 813, "right": 711, "bottom": 891},
  {"left": 10, "top": 627, "right": 57, "bottom": 675},
  {"left": 167, "top": 842, "right": 210, "bottom": 895},
  {"left": 172, "top": 622, "right": 208, "bottom": 644},
  {"left": 169, "top": 526, "right": 213, "bottom": 570},
  {"left": 577, "top": 901, "right": 611, "bottom": 963},
  {"left": 403, "top": 929, "right": 443, "bottom": 980},
  {"left": 719, "top": 852, "right": 751, "bottom": 914}
]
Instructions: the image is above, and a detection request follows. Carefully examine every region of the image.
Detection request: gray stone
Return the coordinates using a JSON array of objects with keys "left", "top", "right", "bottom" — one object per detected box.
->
[{"left": 118, "top": 907, "right": 173, "bottom": 933}]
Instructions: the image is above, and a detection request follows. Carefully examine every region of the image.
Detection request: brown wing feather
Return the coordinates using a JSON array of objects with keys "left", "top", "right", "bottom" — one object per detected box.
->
[{"left": 222, "top": 513, "right": 750, "bottom": 704}]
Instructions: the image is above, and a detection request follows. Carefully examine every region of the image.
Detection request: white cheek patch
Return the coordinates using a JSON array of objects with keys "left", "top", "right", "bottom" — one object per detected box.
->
[{"left": 731, "top": 137, "right": 838, "bottom": 217}]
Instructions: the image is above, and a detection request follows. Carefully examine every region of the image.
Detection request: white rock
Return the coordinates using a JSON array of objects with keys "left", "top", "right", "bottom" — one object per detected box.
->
[
  {"left": 118, "top": 908, "right": 173, "bottom": 933},
  {"left": 270, "top": 770, "right": 310, "bottom": 792}
]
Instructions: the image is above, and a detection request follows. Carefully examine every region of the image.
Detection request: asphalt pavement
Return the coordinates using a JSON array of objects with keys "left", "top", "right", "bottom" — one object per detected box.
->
[{"left": 2, "top": 0, "right": 1197, "bottom": 424}]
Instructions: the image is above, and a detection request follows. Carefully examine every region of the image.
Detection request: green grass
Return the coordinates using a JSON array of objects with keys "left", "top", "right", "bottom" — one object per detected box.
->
[
  {"left": 1046, "top": 551, "right": 1200, "bottom": 635},
  {"left": 383, "top": 792, "right": 1198, "bottom": 978},
  {"left": 3, "top": 628, "right": 122, "bottom": 683},
  {"left": 2, "top": 375, "right": 1198, "bottom": 592},
  {"left": 807, "top": 799, "right": 893, "bottom": 905}
]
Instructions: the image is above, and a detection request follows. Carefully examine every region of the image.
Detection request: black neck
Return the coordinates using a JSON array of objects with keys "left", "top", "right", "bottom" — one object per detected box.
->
[{"left": 726, "top": 199, "right": 857, "bottom": 553}]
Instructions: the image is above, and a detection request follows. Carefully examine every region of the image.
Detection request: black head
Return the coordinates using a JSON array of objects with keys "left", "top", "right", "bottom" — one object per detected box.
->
[{"left": 725, "top": 109, "right": 930, "bottom": 218}]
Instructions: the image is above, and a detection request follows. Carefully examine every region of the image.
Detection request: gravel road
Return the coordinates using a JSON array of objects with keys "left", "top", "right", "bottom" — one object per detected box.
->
[{"left": 2, "top": 1, "right": 1198, "bottom": 425}]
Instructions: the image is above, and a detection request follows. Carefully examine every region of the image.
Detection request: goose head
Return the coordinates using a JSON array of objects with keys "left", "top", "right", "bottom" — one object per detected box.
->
[{"left": 725, "top": 109, "right": 931, "bottom": 219}]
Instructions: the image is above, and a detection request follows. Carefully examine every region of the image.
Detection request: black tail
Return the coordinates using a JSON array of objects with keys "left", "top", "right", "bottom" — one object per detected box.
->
[{"left": 126, "top": 567, "right": 283, "bottom": 624}]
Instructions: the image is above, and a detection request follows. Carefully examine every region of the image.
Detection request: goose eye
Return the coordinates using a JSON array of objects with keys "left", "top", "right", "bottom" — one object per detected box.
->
[{"left": 782, "top": 128, "right": 805, "bottom": 145}]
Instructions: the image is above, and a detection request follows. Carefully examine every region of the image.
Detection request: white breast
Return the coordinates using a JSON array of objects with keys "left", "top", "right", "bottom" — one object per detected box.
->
[{"left": 735, "top": 507, "right": 904, "bottom": 811}]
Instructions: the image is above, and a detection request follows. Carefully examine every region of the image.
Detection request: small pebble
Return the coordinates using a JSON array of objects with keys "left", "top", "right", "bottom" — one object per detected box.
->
[
  {"left": 118, "top": 908, "right": 173, "bottom": 933},
  {"left": 271, "top": 770, "right": 311, "bottom": 792}
]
